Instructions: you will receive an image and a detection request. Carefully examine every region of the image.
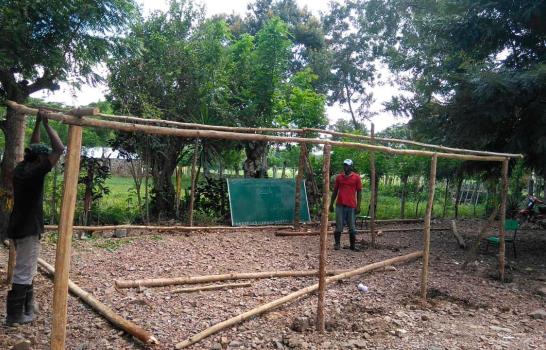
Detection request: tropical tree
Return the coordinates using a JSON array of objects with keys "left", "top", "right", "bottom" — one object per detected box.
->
[{"left": 0, "top": 0, "right": 137, "bottom": 237}]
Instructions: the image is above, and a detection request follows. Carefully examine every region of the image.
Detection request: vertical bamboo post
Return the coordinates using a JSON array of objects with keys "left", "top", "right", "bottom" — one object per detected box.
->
[
  {"left": 316, "top": 143, "right": 332, "bottom": 332},
  {"left": 51, "top": 125, "right": 83, "bottom": 350},
  {"left": 6, "top": 243, "right": 15, "bottom": 284},
  {"left": 188, "top": 140, "right": 200, "bottom": 227},
  {"left": 294, "top": 143, "right": 308, "bottom": 230},
  {"left": 369, "top": 123, "right": 377, "bottom": 248},
  {"left": 498, "top": 158, "right": 509, "bottom": 282},
  {"left": 420, "top": 154, "right": 437, "bottom": 300}
]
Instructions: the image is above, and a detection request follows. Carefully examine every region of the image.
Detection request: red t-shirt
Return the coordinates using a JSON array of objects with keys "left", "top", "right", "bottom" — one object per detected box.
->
[{"left": 334, "top": 172, "right": 362, "bottom": 208}]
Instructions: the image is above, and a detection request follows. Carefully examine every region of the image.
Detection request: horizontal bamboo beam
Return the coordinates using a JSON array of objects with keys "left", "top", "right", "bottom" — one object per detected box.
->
[
  {"left": 44, "top": 224, "right": 293, "bottom": 232},
  {"left": 37, "top": 258, "right": 159, "bottom": 345},
  {"left": 166, "top": 282, "right": 252, "bottom": 294},
  {"left": 275, "top": 227, "right": 450, "bottom": 236},
  {"left": 19, "top": 101, "right": 521, "bottom": 159},
  {"left": 115, "top": 269, "right": 352, "bottom": 289},
  {"left": 175, "top": 251, "right": 423, "bottom": 349},
  {"left": 97, "top": 113, "right": 303, "bottom": 134},
  {"left": 6, "top": 101, "right": 511, "bottom": 162},
  {"left": 304, "top": 128, "right": 524, "bottom": 158}
]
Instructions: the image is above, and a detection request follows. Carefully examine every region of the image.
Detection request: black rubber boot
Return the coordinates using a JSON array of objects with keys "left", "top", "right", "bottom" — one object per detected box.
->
[
  {"left": 24, "top": 284, "right": 36, "bottom": 320},
  {"left": 6, "top": 284, "right": 34, "bottom": 326},
  {"left": 334, "top": 232, "right": 341, "bottom": 250},
  {"left": 349, "top": 235, "right": 360, "bottom": 252}
]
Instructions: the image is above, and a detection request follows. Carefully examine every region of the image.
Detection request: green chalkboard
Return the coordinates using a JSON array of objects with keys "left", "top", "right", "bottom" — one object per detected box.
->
[{"left": 227, "top": 178, "right": 311, "bottom": 226}]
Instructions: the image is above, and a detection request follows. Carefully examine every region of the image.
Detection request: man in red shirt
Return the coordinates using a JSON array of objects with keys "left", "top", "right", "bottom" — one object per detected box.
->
[{"left": 329, "top": 159, "right": 362, "bottom": 251}]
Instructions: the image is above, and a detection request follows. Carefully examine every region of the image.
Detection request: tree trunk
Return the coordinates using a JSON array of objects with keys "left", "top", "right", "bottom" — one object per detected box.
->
[
  {"left": 0, "top": 107, "right": 27, "bottom": 240},
  {"left": 150, "top": 139, "right": 183, "bottom": 220},
  {"left": 243, "top": 141, "right": 267, "bottom": 178},
  {"left": 400, "top": 175, "right": 408, "bottom": 219},
  {"left": 454, "top": 176, "right": 463, "bottom": 219},
  {"left": 442, "top": 178, "right": 449, "bottom": 218},
  {"left": 82, "top": 161, "right": 95, "bottom": 226},
  {"left": 281, "top": 161, "right": 286, "bottom": 178}
]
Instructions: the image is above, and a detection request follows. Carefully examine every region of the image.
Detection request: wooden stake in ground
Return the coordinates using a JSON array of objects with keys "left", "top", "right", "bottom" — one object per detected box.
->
[
  {"left": 6, "top": 242, "right": 15, "bottom": 284},
  {"left": 175, "top": 251, "right": 423, "bottom": 349},
  {"left": 498, "top": 158, "right": 509, "bottom": 281},
  {"left": 370, "top": 123, "right": 377, "bottom": 248},
  {"left": 188, "top": 139, "right": 200, "bottom": 226},
  {"left": 420, "top": 154, "right": 437, "bottom": 300},
  {"left": 317, "top": 143, "right": 332, "bottom": 332},
  {"left": 450, "top": 220, "right": 466, "bottom": 249},
  {"left": 167, "top": 282, "right": 252, "bottom": 294},
  {"left": 116, "top": 269, "right": 352, "bottom": 289},
  {"left": 38, "top": 258, "right": 158, "bottom": 345},
  {"left": 463, "top": 206, "right": 499, "bottom": 266},
  {"left": 51, "top": 125, "right": 83, "bottom": 350},
  {"left": 294, "top": 143, "right": 308, "bottom": 230}
]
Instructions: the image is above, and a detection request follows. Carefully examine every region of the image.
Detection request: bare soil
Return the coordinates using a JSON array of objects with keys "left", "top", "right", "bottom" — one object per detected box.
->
[{"left": 1, "top": 219, "right": 545, "bottom": 350}]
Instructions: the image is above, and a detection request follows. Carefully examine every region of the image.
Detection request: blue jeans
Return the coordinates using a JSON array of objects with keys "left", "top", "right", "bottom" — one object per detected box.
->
[{"left": 335, "top": 205, "right": 357, "bottom": 239}]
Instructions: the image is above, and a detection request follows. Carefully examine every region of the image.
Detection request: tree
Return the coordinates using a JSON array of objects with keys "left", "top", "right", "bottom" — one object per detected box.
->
[
  {"left": 322, "top": 1, "right": 377, "bottom": 129},
  {"left": 0, "top": 0, "right": 137, "bottom": 238},
  {"left": 368, "top": 0, "right": 546, "bottom": 176}
]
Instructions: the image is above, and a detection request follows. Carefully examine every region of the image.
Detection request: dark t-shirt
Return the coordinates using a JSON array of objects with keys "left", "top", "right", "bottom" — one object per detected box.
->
[{"left": 7, "top": 158, "right": 52, "bottom": 239}]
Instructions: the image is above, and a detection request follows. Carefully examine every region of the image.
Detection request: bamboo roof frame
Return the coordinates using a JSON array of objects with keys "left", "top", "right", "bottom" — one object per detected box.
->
[
  {"left": 6, "top": 101, "right": 519, "bottom": 161},
  {"left": 25, "top": 101, "right": 523, "bottom": 159},
  {"left": 4, "top": 100, "right": 514, "bottom": 349}
]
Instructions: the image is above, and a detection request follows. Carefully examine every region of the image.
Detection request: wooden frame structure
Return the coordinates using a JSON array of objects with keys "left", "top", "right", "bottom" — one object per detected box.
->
[{"left": 5, "top": 100, "right": 521, "bottom": 349}]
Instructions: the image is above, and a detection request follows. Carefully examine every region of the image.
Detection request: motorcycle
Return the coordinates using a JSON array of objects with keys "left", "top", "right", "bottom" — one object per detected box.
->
[{"left": 517, "top": 195, "right": 546, "bottom": 228}]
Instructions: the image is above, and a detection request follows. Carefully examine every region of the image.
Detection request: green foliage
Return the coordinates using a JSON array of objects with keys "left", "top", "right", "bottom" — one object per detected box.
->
[
  {"left": 193, "top": 177, "right": 230, "bottom": 222},
  {"left": 0, "top": 0, "right": 137, "bottom": 100},
  {"left": 363, "top": 0, "right": 546, "bottom": 173}
]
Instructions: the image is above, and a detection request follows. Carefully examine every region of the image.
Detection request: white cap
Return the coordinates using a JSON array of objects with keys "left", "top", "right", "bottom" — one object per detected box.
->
[{"left": 343, "top": 159, "right": 353, "bottom": 166}]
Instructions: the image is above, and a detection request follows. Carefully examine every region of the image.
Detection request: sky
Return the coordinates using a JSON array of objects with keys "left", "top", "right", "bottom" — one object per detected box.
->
[{"left": 31, "top": 0, "right": 408, "bottom": 132}]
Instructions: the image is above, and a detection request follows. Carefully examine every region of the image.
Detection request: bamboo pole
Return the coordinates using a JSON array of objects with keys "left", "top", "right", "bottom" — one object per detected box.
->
[
  {"left": 116, "top": 268, "right": 353, "bottom": 289},
  {"left": 97, "top": 113, "right": 304, "bottom": 135},
  {"left": 369, "top": 123, "right": 377, "bottom": 248},
  {"left": 167, "top": 282, "right": 252, "bottom": 294},
  {"left": 303, "top": 128, "right": 523, "bottom": 159},
  {"left": 450, "top": 220, "right": 466, "bottom": 249},
  {"left": 38, "top": 258, "right": 158, "bottom": 344},
  {"left": 463, "top": 206, "right": 499, "bottom": 267},
  {"left": 175, "top": 251, "right": 423, "bottom": 349},
  {"left": 420, "top": 154, "right": 438, "bottom": 300},
  {"left": 29, "top": 102, "right": 523, "bottom": 158},
  {"left": 188, "top": 140, "right": 200, "bottom": 226},
  {"left": 44, "top": 224, "right": 293, "bottom": 232},
  {"left": 294, "top": 143, "right": 308, "bottom": 230},
  {"left": 498, "top": 158, "right": 509, "bottom": 281},
  {"left": 275, "top": 227, "right": 450, "bottom": 236},
  {"left": 5, "top": 101, "right": 512, "bottom": 162},
  {"left": 51, "top": 125, "right": 83, "bottom": 350},
  {"left": 6, "top": 242, "right": 15, "bottom": 284},
  {"left": 317, "top": 144, "right": 332, "bottom": 332}
]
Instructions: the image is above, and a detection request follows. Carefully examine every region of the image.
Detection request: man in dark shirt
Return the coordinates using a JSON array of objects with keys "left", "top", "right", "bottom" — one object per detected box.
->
[
  {"left": 329, "top": 159, "right": 362, "bottom": 251},
  {"left": 6, "top": 110, "right": 64, "bottom": 326}
]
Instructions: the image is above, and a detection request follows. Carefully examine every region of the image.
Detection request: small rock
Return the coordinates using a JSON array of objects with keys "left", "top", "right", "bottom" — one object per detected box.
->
[
  {"left": 384, "top": 265, "right": 397, "bottom": 271},
  {"left": 489, "top": 325, "right": 511, "bottom": 333},
  {"left": 421, "top": 314, "right": 429, "bottom": 321},
  {"left": 537, "top": 287, "right": 546, "bottom": 297},
  {"left": 228, "top": 340, "right": 242, "bottom": 348},
  {"left": 114, "top": 229, "right": 128, "bottom": 238},
  {"left": 11, "top": 340, "right": 31, "bottom": 350},
  {"left": 290, "top": 317, "right": 311, "bottom": 332},
  {"left": 211, "top": 343, "right": 222, "bottom": 350},
  {"left": 395, "top": 328, "right": 408, "bottom": 337},
  {"left": 529, "top": 309, "right": 546, "bottom": 319},
  {"left": 342, "top": 339, "right": 367, "bottom": 348}
]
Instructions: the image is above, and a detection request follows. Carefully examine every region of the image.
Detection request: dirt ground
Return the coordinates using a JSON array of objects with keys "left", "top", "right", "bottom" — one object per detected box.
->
[{"left": 0, "top": 219, "right": 545, "bottom": 350}]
